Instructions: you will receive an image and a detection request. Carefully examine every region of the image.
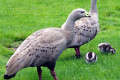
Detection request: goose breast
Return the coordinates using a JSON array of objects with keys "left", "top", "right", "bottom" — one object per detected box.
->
[{"left": 68, "top": 17, "right": 99, "bottom": 47}]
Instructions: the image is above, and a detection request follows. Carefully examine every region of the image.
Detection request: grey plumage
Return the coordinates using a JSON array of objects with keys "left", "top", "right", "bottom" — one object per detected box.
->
[
  {"left": 4, "top": 8, "right": 90, "bottom": 80},
  {"left": 66, "top": 0, "right": 99, "bottom": 58}
]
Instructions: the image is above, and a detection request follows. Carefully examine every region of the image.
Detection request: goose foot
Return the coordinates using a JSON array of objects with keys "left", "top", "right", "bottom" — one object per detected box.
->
[{"left": 75, "top": 54, "right": 81, "bottom": 58}]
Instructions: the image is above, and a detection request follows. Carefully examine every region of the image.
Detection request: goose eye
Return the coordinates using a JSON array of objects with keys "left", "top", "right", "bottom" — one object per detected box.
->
[
  {"left": 6, "top": 65, "right": 8, "bottom": 68},
  {"left": 81, "top": 11, "right": 84, "bottom": 13}
]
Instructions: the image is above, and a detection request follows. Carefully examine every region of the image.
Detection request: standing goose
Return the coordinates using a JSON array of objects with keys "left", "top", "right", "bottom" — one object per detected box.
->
[
  {"left": 4, "top": 9, "right": 90, "bottom": 80},
  {"left": 67, "top": 0, "right": 99, "bottom": 58}
]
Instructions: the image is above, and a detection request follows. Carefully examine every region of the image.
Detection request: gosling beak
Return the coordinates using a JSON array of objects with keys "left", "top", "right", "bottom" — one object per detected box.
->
[{"left": 85, "top": 12, "right": 91, "bottom": 17}]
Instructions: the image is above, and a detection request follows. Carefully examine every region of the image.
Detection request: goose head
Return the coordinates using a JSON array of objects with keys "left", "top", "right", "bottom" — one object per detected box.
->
[
  {"left": 67, "top": 8, "right": 91, "bottom": 22},
  {"left": 62, "top": 8, "right": 90, "bottom": 32},
  {"left": 85, "top": 52, "right": 97, "bottom": 63}
]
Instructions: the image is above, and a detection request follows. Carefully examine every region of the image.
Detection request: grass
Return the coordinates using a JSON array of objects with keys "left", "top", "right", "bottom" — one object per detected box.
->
[{"left": 0, "top": 0, "right": 120, "bottom": 80}]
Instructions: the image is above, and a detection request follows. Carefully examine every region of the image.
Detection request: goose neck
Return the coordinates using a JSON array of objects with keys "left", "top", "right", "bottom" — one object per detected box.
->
[
  {"left": 63, "top": 22, "right": 74, "bottom": 33},
  {"left": 90, "top": 0, "right": 97, "bottom": 13}
]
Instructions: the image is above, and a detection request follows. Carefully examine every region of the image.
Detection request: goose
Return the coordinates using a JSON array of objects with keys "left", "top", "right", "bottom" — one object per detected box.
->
[
  {"left": 98, "top": 43, "right": 116, "bottom": 54},
  {"left": 65, "top": 0, "right": 99, "bottom": 58},
  {"left": 85, "top": 52, "right": 97, "bottom": 63},
  {"left": 4, "top": 8, "right": 90, "bottom": 80}
]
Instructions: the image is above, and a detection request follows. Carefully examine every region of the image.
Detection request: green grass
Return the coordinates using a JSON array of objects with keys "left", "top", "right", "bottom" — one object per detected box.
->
[{"left": 0, "top": 0, "right": 120, "bottom": 80}]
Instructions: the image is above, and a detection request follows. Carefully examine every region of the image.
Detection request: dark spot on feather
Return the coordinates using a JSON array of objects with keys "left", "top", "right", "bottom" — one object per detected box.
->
[
  {"left": 78, "top": 28, "right": 80, "bottom": 30},
  {"left": 35, "top": 49, "right": 37, "bottom": 51},
  {"left": 17, "top": 65, "right": 19, "bottom": 68},
  {"left": 52, "top": 50, "right": 53, "bottom": 52},
  {"left": 83, "top": 25, "right": 86, "bottom": 28},
  {"left": 18, "top": 59, "right": 20, "bottom": 60},
  {"left": 79, "top": 33, "right": 82, "bottom": 35},
  {"left": 29, "top": 54, "right": 31, "bottom": 56},
  {"left": 75, "top": 32, "right": 76, "bottom": 33},
  {"left": 36, "top": 55, "right": 39, "bottom": 57},
  {"left": 6, "top": 65, "right": 8, "bottom": 68},
  {"left": 83, "top": 29, "right": 85, "bottom": 31},
  {"left": 90, "top": 30, "right": 91, "bottom": 32}
]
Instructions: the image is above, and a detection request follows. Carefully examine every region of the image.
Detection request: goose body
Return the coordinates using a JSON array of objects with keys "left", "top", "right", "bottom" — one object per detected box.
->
[
  {"left": 85, "top": 52, "right": 97, "bottom": 63},
  {"left": 4, "top": 8, "right": 90, "bottom": 80},
  {"left": 98, "top": 43, "right": 116, "bottom": 54},
  {"left": 67, "top": 0, "right": 99, "bottom": 58}
]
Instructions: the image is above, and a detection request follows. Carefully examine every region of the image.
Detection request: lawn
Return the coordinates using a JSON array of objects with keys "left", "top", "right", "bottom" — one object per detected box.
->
[{"left": 0, "top": 0, "right": 120, "bottom": 80}]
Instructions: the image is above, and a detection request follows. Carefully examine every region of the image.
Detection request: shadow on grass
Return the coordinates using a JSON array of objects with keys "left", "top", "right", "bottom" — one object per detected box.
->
[
  {"left": 100, "top": 52, "right": 115, "bottom": 56},
  {"left": 59, "top": 53, "right": 83, "bottom": 61}
]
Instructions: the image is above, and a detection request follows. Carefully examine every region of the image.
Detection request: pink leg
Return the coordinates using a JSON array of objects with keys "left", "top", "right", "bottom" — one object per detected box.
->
[
  {"left": 50, "top": 70, "right": 58, "bottom": 80},
  {"left": 37, "top": 67, "right": 42, "bottom": 80},
  {"left": 74, "top": 47, "right": 81, "bottom": 58}
]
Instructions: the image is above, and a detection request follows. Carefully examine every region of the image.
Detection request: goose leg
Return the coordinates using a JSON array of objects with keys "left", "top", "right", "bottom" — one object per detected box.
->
[
  {"left": 50, "top": 70, "right": 58, "bottom": 80},
  {"left": 74, "top": 47, "right": 81, "bottom": 58},
  {"left": 37, "top": 66, "right": 42, "bottom": 80},
  {"left": 47, "top": 63, "right": 58, "bottom": 80}
]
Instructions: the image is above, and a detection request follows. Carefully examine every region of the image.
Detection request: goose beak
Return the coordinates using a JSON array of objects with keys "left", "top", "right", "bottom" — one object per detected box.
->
[{"left": 85, "top": 12, "right": 91, "bottom": 17}]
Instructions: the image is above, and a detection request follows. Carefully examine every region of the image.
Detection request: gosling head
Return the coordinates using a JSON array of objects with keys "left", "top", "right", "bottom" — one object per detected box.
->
[
  {"left": 68, "top": 8, "right": 90, "bottom": 22},
  {"left": 110, "top": 48, "right": 116, "bottom": 54},
  {"left": 85, "top": 52, "right": 97, "bottom": 63}
]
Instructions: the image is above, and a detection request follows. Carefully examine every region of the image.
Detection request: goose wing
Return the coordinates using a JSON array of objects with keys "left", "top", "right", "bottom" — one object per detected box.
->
[
  {"left": 69, "top": 17, "right": 99, "bottom": 47},
  {"left": 6, "top": 28, "right": 66, "bottom": 76}
]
